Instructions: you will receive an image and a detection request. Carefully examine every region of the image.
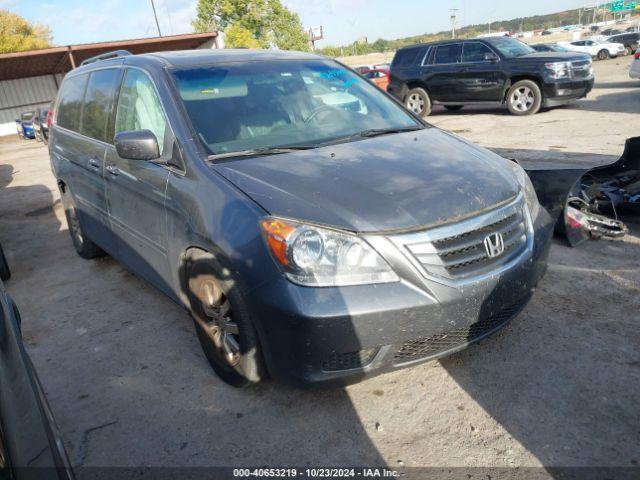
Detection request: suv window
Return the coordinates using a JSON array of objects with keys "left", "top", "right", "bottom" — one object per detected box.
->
[
  {"left": 462, "top": 42, "right": 494, "bottom": 62},
  {"left": 57, "top": 74, "right": 88, "bottom": 132},
  {"left": 433, "top": 44, "right": 461, "bottom": 64},
  {"left": 392, "top": 47, "right": 422, "bottom": 67},
  {"left": 81, "top": 69, "right": 122, "bottom": 143},
  {"left": 115, "top": 69, "right": 167, "bottom": 155}
]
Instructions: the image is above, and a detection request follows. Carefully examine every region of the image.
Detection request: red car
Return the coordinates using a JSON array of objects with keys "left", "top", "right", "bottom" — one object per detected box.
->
[{"left": 361, "top": 68, "right": 390, "bottom": 91}]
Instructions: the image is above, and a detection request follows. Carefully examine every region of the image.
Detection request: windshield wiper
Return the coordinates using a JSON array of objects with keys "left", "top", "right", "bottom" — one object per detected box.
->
[
  {"left": 356, "top": 126, "right": 424, "bottom": 138},
  {"left": 208, "top": 145, "right": 318, "bottom": 161}
]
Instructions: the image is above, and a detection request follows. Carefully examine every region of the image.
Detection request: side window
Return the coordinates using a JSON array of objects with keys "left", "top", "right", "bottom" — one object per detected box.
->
[
  {"left": 81, "top": 69, "right": 122, "bottom": 143},
  {"left": 434, "top": 44, "right": 462, "bottom": 64},
  {"left": 462, "top": 43, "right": 494, "bottom": 62},
  {"left": 115, "top": 69, "right": 167, "bottom": 155},
  {"left": 57, "top": 74, "right": 88, "bottom": 132},
  {"left": 392, "top": 48, "right": 420, "bottom": 67}
]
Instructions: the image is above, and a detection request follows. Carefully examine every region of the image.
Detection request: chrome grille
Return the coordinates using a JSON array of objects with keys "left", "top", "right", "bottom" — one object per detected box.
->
[
  {"left": 571, "top": 60, "right": 592, "bottom": 80},
  {"left": 390, "top": 195, "right": 532, "bottom": 285}
]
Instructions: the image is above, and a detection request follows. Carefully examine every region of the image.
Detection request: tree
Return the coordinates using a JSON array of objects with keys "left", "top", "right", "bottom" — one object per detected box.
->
[
  {"left": 224, "top": 24, "right": 261, "bottom": 49},
  {"left": 193, "top": 0, "right": 309, "bottom": 51},
  {"left": 0, "top": 9, "right": 51, "bottom": 54}
]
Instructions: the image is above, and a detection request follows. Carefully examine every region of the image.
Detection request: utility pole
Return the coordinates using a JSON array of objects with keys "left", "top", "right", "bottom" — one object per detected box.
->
[
  {"left": 150, "top": 0, "right": 162, "bottom": 37},
  {"left": 450, "top": 8, "right": 459, "bottom": 39}
]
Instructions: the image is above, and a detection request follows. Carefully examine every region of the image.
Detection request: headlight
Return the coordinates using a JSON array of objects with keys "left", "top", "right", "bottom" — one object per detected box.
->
[
  {"left": 507, "top": 160, "right": 540, "bottom": 220},
  {"left": 260, "top": 218, "right": 398, "bottom": 287},
  {"left": 545, "top": 61, "right": 572, "bottom": 80}
]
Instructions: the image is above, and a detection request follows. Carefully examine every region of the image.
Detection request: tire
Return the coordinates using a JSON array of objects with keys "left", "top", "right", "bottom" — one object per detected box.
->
[
  {"left": 506, "top": 80, "right": 542, "bottom": 116},
  {"left": 444, "top": 105, "right": 464, "bottom": 111},
  {"left": 623, "top": 46, "right": 632, "bottom": 56},
  {"left": 185, "top": 253, "right": 265, "bottom": 388},
  {"left": 404, "top": 87, "right": 432, "bottom": 117},
  {"left": 0, "top": 243, "right": 10, "bottom": 282},
  {"left": 60, "top": 188, "right": 105, "bottom": 259},
  {"left": 597, "top": 49, "right": 610, "bottom": 60}
]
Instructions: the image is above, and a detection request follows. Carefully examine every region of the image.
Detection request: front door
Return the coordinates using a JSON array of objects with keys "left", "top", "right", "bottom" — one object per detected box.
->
[
  {"left": 104, "top": 68, "right": 171, "bottom": 294},
  {"left": 457, "top": 42, "right": 505, "bottom": 102}
]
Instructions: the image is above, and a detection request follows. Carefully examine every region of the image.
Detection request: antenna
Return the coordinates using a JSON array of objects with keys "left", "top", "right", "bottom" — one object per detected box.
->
[
  {"left": 450, "top": 8, "right": 459, "bottom": 39},
  {"left": 150, "top": 0, "right": 162, "bottom": 37}
]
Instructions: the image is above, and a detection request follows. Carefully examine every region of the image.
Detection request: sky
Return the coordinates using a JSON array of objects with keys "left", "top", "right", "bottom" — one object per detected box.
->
[{"left": 1, "top": 0, "right": 586, "bottom": 47}]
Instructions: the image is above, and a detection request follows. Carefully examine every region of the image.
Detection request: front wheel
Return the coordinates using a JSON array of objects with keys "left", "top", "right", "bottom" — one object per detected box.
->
[
  {"left": 597, "top": 49, "right": 610, "bottom": 60},
  {"left": 404, "top": 87, "right": 432, "bottom": 117},
  {"left": 506, "top": 80, "right": 542, "bottom": 116},
  {"left": 186, "top": 254, "right": 266, "bottom": 388}
]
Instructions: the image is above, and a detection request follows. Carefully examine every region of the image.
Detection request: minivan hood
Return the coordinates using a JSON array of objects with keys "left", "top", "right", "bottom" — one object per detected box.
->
[{"left": 212, "top": 129, "right": 520, "bottom": 233}]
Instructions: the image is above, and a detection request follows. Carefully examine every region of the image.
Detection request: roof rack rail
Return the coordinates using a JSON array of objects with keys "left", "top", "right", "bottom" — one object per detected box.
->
[{"left": 80, "top": 50, "right": 132, "bottom": 66}]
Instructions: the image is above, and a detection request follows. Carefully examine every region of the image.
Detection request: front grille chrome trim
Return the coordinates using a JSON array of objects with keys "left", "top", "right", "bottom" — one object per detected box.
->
[{"left": 388, "top": 193, "right": 534, "bottom": 287}]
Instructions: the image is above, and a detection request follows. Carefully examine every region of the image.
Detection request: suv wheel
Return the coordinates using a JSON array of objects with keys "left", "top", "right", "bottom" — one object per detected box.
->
[
  {"left": 506, "top": 80, "right": 542, "bottom": 116},
  {"left": 186, "top": 254, "right": 265, "bottom": 388},
  {"left": 597, "top": 49, "right": 610, "bottom": 60},
  {"left": 404, "top": 88, "right": 431, "bottom": 117},
  {"left": 60, "top": 188, "right": 105, "bottom": 259}
]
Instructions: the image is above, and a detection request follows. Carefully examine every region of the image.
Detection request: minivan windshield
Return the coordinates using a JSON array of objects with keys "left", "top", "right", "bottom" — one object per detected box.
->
[
  {"left": 488, "top": 38, "right": 536, "bottom": 58},
  {"left": 171, "top": 59, "right": 422, "bottom": 157}
]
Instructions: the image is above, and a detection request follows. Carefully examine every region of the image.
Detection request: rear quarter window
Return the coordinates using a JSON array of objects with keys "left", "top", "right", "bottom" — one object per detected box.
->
[
  {"left": 57, "top": 74, "right": 88, "bottom": 132},
  {"left": 392, "top": 47, "right": 423, "bottom": 67}
]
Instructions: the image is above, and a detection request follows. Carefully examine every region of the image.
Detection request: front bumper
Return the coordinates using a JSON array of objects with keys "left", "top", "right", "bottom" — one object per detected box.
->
[
  {"left": 249, "top": 204, "right": 555, "bottom": 387},
  {"left": 542, "top": 77, "right": 594, "bottom": 107}
]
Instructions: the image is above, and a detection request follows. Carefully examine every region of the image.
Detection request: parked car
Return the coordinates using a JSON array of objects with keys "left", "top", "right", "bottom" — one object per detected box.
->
[
  {"left": 530, "top": 43, "right": 571, "bottom": 53},
  {"left": 49, "top": 49, "right": 554, "bottom": 388},
  {"left": 360, "top": 68, "right": 390, "bottom": 90},
  {"left": 630, "top": 51, "right": 640, "bottom": 79},
  {"left": 0, "top": 255, "right": 74, "bottom": 479},
  {"left": 561, "top": 38, "right": 625, "bottom": 60},
  {"left": 607, "top": 32, "right": 640, "bottom": 56},
  {"left": 388, "top": 37, "right": 594, "bottom": 117},
  {"left": 541, "top": 30, "right": 553, "bottom": 36},
  {"left": 33, "top": 107, "right": 50, "bottom": 143},
  {"left": 626, "top": 25, "right": 639, "bottom": 33},
  {"left": 601, "top": 28, "right": 623, "bottom": 36},
  {"left": 15, "top": 111, "right": 35, "bottom": 139},
  {"left": 353, "top": 65, "right": 374, "bottom": 73}
]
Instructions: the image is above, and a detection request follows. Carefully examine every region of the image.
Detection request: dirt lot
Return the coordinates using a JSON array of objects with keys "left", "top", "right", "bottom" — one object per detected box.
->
[{"left": 0, "top": 58, "right": 639, "bottom": 475}]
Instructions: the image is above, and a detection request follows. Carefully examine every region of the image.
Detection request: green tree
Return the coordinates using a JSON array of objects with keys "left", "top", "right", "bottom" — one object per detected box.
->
[
  {"left": 224, "top": 24, "right": 262, "bottom": 48},
  {"left": 193, "top": 0, "right": 309, "bottom": 51},
  {"left": 0, "top": 9, "right": 51, "bottom": 53}
]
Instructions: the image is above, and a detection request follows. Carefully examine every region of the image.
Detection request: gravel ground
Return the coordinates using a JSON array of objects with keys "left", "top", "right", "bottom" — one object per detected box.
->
[{"left": 0, "top": 58, "right": 638, "bottom": 476}]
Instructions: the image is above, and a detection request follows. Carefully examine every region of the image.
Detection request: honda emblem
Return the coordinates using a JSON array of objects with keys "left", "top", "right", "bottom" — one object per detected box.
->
[{"left": 484, "top": 233, "right": 505, "bottom": 258}]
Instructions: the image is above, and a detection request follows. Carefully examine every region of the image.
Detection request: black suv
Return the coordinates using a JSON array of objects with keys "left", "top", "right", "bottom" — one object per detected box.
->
[
  {"left": 608, "top": 32, "right": 640, "bottom": 56},
  {"left": 388, "top": 37, "right": 594, "bottom": 116}
]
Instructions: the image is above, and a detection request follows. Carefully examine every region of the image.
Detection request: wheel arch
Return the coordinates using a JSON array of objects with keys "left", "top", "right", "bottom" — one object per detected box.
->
[{"left": 503, "top": 75, "right": 543, "bottom": 103}]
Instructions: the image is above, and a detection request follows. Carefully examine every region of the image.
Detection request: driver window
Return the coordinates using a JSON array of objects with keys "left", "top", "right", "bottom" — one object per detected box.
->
[{"left": 115, "top": 69, "right": 167, "bottom": 155}]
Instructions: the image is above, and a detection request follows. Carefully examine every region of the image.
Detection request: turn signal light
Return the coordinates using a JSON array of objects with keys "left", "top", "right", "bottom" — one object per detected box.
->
[{"left": 260, "top": 218, "right": 296, "bottom": 266}]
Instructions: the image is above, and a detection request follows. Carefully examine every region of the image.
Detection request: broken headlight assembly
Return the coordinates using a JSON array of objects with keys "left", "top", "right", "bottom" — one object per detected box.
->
[
  {"left": 508, "top": 160, "right": 540, "bottom": 220},
  {"left": 260, "top": 217, "right": 399, "bottom": 287}
]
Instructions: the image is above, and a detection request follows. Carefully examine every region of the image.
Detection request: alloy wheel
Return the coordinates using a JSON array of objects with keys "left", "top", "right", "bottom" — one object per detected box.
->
[
  {"left": 68, "top": 205, "right": 84, "bottom": 247},
  {"left": 406, "top": 93, "right": 425, "bottom": 114},
  {"left": 510, "top": 86, "right": 535, "bottom": 113},
  {"left": 199, "top": 280, "right": 241, "bottom": 367}
]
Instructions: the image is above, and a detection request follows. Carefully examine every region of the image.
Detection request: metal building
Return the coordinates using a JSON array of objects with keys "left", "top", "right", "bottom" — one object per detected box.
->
[{"left": 0, "top": 32, "right": 219, "bottom": 137}]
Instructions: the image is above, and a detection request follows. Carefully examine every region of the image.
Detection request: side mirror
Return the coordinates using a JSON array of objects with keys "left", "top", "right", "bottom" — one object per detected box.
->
[
  {"left": 484, "top": 52, "right": 500, "bottom": 62},
  {"left": 114, "top": 130, "right": 160, "bottom": 161}
]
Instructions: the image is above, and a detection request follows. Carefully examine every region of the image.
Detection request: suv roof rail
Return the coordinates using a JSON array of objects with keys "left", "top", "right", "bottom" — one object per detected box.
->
[{"left": 80, "top": 50, "right": 132, "bottom": 67}]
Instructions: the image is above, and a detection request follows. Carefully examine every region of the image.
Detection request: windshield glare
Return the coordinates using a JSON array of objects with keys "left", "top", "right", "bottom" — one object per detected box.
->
[
  {"left": 489, "top": 38, "right": 536, "bottom": 58},
  {"left": 171, "top": 59, "right": 420, "bottom": 156}
]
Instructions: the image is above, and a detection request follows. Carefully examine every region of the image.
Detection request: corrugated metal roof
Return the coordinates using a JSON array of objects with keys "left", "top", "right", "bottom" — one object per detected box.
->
[
  {"left": 0, "top": 74, "right": 62, "bottom": 123},
  {"left": 0, "top": 32, "right": 218, "bottom": 81}
]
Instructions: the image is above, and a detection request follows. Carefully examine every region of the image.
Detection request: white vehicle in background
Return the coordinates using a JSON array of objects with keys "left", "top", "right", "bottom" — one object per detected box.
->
[
  {"left": 560, "top": 39, "right": 626, "bottom": 60},
  {"left": 630, "top": 52, "right": 640, "bottom": 80}
]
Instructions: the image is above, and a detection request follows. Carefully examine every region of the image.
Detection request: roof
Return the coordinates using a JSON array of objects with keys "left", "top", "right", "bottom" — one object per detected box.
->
[
  {"left": 0, "top": 32, "right": 218, "bottom": 81},
  {"left": 144, "top": 48, "right": 322, "bottom": 67}
]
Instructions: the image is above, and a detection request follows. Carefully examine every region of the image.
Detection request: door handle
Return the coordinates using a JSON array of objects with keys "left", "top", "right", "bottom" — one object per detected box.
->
[
  {"left": 88, "top": 158, "right": 101, "bottom": 169},
  {"left": 106, "top": 164, "right": 120, "bottom": 176}
]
